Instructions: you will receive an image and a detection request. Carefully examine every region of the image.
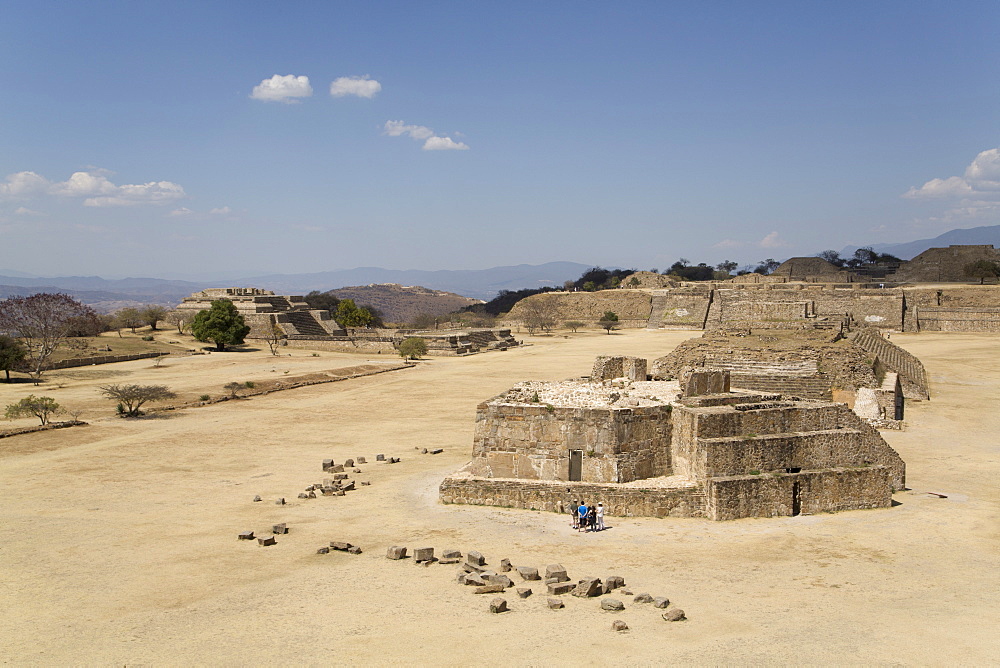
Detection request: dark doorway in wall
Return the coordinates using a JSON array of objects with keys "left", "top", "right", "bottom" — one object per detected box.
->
[
  {"left": 569, "top": 450, "right": 583, "bottom": 482},
  {"left": 792, "top": 480, "right": 802, "bottom": 516}
]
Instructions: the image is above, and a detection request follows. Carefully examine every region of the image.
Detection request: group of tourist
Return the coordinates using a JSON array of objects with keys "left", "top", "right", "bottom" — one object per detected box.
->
[{"left": 571, "top": 501, "right": 605, "bottom": 532}]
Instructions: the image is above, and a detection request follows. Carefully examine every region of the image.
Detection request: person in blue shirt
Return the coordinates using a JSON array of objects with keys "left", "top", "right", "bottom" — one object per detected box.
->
[{"left": 578, "top": 503, "right": 589, "bottom": 532}]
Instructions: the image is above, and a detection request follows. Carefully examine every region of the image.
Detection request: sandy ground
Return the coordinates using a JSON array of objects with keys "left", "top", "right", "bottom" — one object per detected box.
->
[{"left": 0, "top": 329, "right": 997, "bottom": 665}]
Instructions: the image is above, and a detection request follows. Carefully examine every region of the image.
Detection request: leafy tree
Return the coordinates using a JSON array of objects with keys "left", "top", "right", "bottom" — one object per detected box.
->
[
  {"left": 0, "top": 334, "right": 27, "bottom": 383},
  {"left": 582, "top": 281, "right": 597, "bottom": 292},
  {"left": 5, "top": 394, "right": 61, "bottom": 425},
  {"left": 408, "top": 313, "right": 437, "bottom": 330},
  {"left": 335, "top": 299, "right": 376, "bottom": 328},
  {"left": 114, "top": 307, "right": 143, "bottom": 334},
  {"left": 0, "top": 293, "right": 97, "bottom": 382},
  {"left": 304, "top": 290, "right": 341, "bottom": 313},
  {"left": 398, "top": 337, "right": 428, "bottom": 360},
  {"left": 190, "top": 300, "right": 251, "bottom": 351},
  {"left": 817, "top": 250, "right": 846, "bottom": 267},
  {"left": 753, "top": 258, "right": 781, "bottom": 275},
  {"left": 964, "top": 259, "right": 1000, "bottom": 284},
  {"left": 140, "top": 305, "right": 168, "bottom": 331},
  {"left": 100, "top": 384, "right": 176, "bottom": 417},
  {"left": 628, "top": 276, "right": 641, "bottom": 287},
  {"left": 224, "top": 381, "right": 255, "bottom": 398},
  {"left": 716, "top": 260, "right": 739, "bottom": 274},
  {"left": 564, "top": 320, "right": 585, "bottom": 332},
  {"left": 598, "top": 311, "right": 619, "bottom": 335}
]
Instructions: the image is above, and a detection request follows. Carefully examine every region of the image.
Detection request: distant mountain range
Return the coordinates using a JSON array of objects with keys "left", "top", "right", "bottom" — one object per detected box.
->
[
  {"left": 842, "top": 224, "right": 1000, "bottom": 260},
  {"left": 0, "top": 261, "right": 594, "bottom": 311}
]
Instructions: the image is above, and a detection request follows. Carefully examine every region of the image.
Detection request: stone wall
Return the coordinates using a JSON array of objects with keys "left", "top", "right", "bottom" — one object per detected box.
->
[
  {"left": 469, "top": 402, "right": 673, "bottom": 483},
  {"left": 647, "top": 289, "right": 713, "bottom": 329},
  {"left": 439, "top": 476, "right": 706, "bottom": 518},
  {"left": 46, "top": 351, "right": 168, "bottom": 370},
  {"left": 891, "top": 245, "right": 1000, "bottom": 282},
  {"left": 913, "top": 307, "right": 1000, "bottom": 332},
  {"left": 851, "top": 329, "right": 929, "bottom": 400},
  {"left": 592, "top": 356, "right": 647, "bottom": 381},
  {"left": 501, "top": 290, "right": 652, "bottom": 329},
  {"left": 707, "top": 466, "right": 892, "bottom": 520}
]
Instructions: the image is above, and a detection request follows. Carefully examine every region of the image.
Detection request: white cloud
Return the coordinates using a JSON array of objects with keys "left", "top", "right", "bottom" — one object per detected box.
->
[
  {"left": 0, "top": 171, "right": 51, "bottom": 199},
  {"left": 83, "top": 180, "right": 185, "bottom": 207},
  {"left": 904, "top": 148, "right": 1000, "bottom": 199},
  {"left": 330, "top": 75, "right": 381, "bottom": 98},
  {"left": 250, "top": 74, "right": 313, "bottom": 103},
  {"left": 169, "top": 207, "right": 194, "bottom": 217},
  {"left": 758, "top": 231, "right": 789, "bottom": 249},
  {"left": 423, "top": 136, "right": 469, "bottom": 151},
  {"left": 384, "top": 120, "right": 470, "bottom": 151},
  {"left": 209, "top": 206, "right": 232, "bottom": 215},
  {"left": 712, "top": 238, "right": 744, "bottom": 249},
  {"left": 384, "top": 120, "right": 435, "bottom": 140},
  {"left": 14, "top": 207, "right": 42, "bottom": 216}
]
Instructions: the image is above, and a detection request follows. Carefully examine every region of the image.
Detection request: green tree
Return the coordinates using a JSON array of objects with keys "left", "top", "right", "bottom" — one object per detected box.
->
[
  {"left": 140, "top": 304, "right": 168, "bottom": 331},
  {"left": 564, "top": 320, "right": 585, "bottom": 332},
  {"left": 964, "top": 259, "right": 1000, "bottom": 285},
  {"left": 598, "top": 310, "right": 619, "bottom": 335},
  {"left": 335, "top": 299, "right": 376, "bottom": 328},
  {"left": 5, "top": 394, "right": 61, "bottom": 425},
  {"left": 0, "top": 334, "right": 27, "bottom": 383},
  {"left": 398, "top": 337, "right": 428, "bottom": 360},
  {"left": 99, "top": 384, "right": 177, "bottom": 417},
  {"left": 716, "top": 260, "right": 739, "bottom": 274},
  {"left": 190, "top": 300, "right": 251, "bottom": 351}
]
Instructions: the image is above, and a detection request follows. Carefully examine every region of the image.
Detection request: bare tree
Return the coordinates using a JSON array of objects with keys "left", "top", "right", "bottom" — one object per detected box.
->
[
  {"left": 114, "top": 307, "right": 143, "bottom": 335},
  {"left": 99, "top": 384, "right": 176, "bottom": 417},
  {"left": 520, "top": 296, "right": 559, "bottom": 334},
  {"left": 262, "top": 322, "right": 284, "bottom": 356},
  {"left": 0, "top": 293, "right": 97, "bottom": 382},
  {"left": 164, "top": 310, "right": 187, "bottom": 334}
]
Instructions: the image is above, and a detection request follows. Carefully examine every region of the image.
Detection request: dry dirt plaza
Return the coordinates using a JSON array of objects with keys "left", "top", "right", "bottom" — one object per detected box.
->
[{"left": 1, "top": 328, "right": 998, "bottom": 665}]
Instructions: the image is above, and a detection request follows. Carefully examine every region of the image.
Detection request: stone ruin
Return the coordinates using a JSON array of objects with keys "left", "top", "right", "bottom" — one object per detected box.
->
[
  {"left": 440, "top": 356, "right": 905, "bottom": 521},
  {"left": 176, "top": 287, "right": 519, "bottom": 355}
]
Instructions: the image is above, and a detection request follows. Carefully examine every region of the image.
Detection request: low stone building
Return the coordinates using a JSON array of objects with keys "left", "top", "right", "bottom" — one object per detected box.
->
[
  {"left": 176, "top": 288, "right": 344, "bottom": 339},
  {"left": 440, "top": 359, "right": 905, "bottom": 521}
]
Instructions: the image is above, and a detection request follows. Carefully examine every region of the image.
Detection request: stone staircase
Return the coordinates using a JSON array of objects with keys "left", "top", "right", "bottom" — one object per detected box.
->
[
  {"left": 282, "top": 311, "right": 330, "bottom": 337},
  {"left": 702, "top": 356, "right": 832, "bottom": 399},
  {"left": 646, "top": 294, "right": 671, "bottom": 329}
]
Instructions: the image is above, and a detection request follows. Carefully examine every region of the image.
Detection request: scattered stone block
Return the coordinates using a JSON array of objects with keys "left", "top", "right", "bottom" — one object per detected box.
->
[
  {"left": 342, "top": 481, "right": 355, "bottom": 492},
  {"left": 257, "top": 536, "right": 276, "bottom": 546},
  {"left": 662, "top": 609, "right": 686, "bottom": 622},
  {"left": 611, "top": 620, "right": 629, "bottom": 632},
  {"left": 622, "top": 590, "right": 633, "bottom": 596},
  {"left": 653, "top": 597, "right": 670, "bottom": 609},
  {"left": 516, "top": 566, "right": 540, "bottom": 581},
  {"left": 601, "top": 598, "right": 625, "bottom": 611},
  {"left": 475, "top": 584, "right": 505, "bottom": 595},
  {"left": 307, "top": 491, "right": 316, "bottom": 498},
  {"left": 573, "top": 578, "right": 603, "bottom": 598},
  {"left": 353, "top": 469, "right": 361, "bottom": 473},
  {"left": 272, "top": 523, "right": 288, "bottom": 534},
  {"left": 516, "top": 587, "right": 532, "bottom": 599},
  {"left": 357, "top": 456, "right": 366, "bottom": 464},
  {"left": 344, "top": 459, "right": 354, "bottom": 467},
  {"left": 275, "top": 498, "right": 285, "bottom": 505},
  {"left": 333, "top": 473, "right": 348, "bottom": 481},
  {"left": 547, "top": 582, "right": 574, "bottom": 595},
  {"left": 464, "top": 573, "right": 487, "bottom": 586},
  {"left": 331, "top": 465, "right": 344, "bottom": 473},
  {"left": 322, "top": 459, "right": 334, "bottom": 470},
  {"left": 238, "top": 530, "right": 254, "bottom": 540},
  {"left": 421, "top": 448, "right": 428, "bottom": 454},
  {"left": 322, "top": 487, "right": 335, "bottom": 496},
  {"left": 376, "top": 454, "right": 385, "bottom": 461},
  {"left": 386, "top": 546, "right": 407, "bottom": 560},
  {"left": 443, "top": 549, "right": 462, "bottom": 559},
  {"left": 360, "top": 481, "right": 371, "bottom": 486},
  {"left": 420, "top": 559, "right": 436, "bottom": 567},
  {"left": 489, "top": 598, "right": 508, "bottom": 614},
  {"left": 252, "top": 495, "right": 262, "bottom": 502},
  {"left": 462, "top": 562, "right": 485, "bottom": 574},
  {"left": 414, "top": 547, "right": 435, "bottom": 562},
  {"left": 317, "top": 547, "right": 329, "bottom": 554},
  {"left": 545, "top": 564, "right": 569, "bottom": 582},
  {"left": 347, "top": 546, "right": 362, "bottom": 555},
  {"left": 336, "top": 490, "right": 346, "bottom": 496},
  {"left": 297, "top": 493, "right": 309, "bottom": 499},
  {"left": 605, "top": 575, "right": 625, "bottom": 590},
  {"left": 439, "top": 558, "right": 460, "bottom": 565},
  {"left": 500, "top": 558, "right": 512, "bottom": 572},
  {"left": 429, "top": 448, "right": 443, "bottom": 454},
  {"left": 633, "top": 593, "right": 653, "bottom": 604},
  {"left": 488, "top": 574, "right": 514, "bottom": 588},
  {"left": 467, "top": 550, "right": 486, "bottom": 566},
  {"left": 330, "top": 541, "right": 353, "bottom": 551},
  {"left": 547, "top": 598, "right": 564, "bottom": 610}
]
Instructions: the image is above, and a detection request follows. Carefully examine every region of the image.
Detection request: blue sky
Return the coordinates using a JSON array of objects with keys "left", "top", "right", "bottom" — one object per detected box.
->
[{"left": 1, "top": 1, "right": 998, "bottom": 278}]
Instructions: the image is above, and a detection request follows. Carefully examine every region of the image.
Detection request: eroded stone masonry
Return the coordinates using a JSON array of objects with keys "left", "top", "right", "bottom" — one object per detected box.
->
[{"left": 441, "top": 358, "right": 905, "bottom": 521}]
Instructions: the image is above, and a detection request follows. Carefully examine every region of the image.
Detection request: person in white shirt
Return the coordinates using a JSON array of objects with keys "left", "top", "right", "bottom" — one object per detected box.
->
[{"left": 596, "top": 503, "right": 605, "bottom": 531}]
